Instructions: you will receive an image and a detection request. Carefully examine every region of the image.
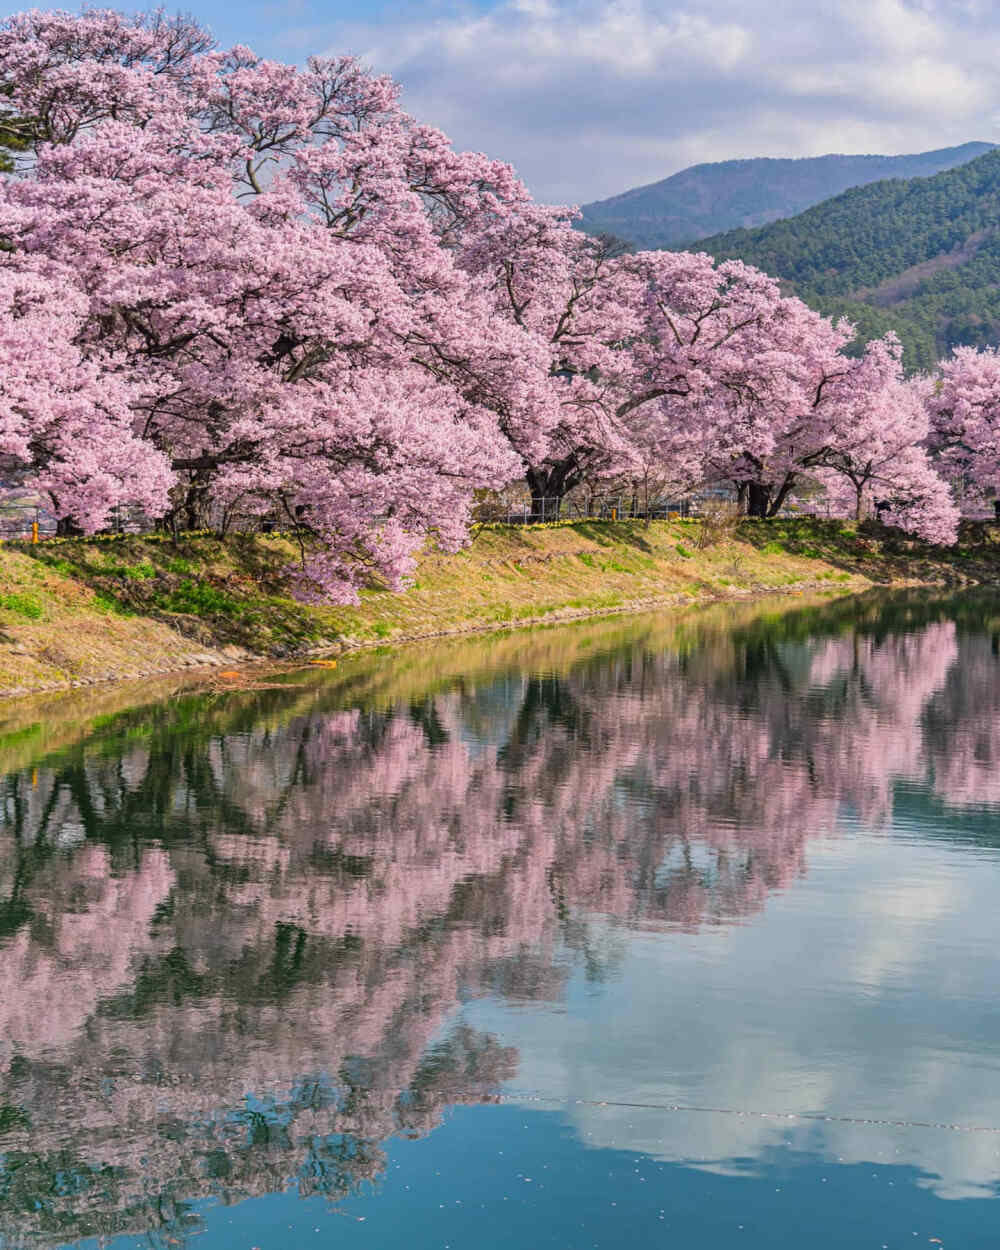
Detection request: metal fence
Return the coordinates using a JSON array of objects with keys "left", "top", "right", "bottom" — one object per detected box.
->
[
  {"left": 475, "top": 496, "right": 694, "bottom": 525},
  {"left": 0, "top": 497, "right": 151, "bottom": 542},
  {"left": 0, "top": 495, "right": 55, "bottom": 541},
  {"left": 0, "top": 488, "right": 697, "bottom": 545}
]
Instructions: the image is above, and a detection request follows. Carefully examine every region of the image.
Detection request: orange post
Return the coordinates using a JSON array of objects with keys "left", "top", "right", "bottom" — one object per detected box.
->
[
  {"left": 31, "top": 521, "right": 39, "bottom": 544},
  {"left": 611, "top": 507, "right": 617, "bottom": 521}
]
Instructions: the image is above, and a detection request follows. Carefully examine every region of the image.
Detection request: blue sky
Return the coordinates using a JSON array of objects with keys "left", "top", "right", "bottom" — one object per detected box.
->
[
  {"left": 165, "top": 0, "right": 398, "bottom": 57},
  {"left": 4, "top": 1, "right": 1000, "bottom": 204}
]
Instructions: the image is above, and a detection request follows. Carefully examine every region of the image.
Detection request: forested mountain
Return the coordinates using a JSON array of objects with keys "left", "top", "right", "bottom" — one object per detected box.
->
[
  {"left": 578, "top": 143, "right": 994, "bottom": 249},
  {"left": 693, "top": 148, "right": 1000, "bottom": 371}
]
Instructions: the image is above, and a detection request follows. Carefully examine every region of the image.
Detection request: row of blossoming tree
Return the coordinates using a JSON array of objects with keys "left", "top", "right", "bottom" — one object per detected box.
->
[{"left": 1, "top": 10, "right": 999, "bottom": 601}]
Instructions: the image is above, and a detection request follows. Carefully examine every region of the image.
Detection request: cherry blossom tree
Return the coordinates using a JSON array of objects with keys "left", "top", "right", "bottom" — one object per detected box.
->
[
  {"left": 468, "top": 222, "right": 853, "bottom": 516},
  {"left": 927, "top": 345, "right": 1000, "bottom": 517},
  {"left": 802, "top": 369, "right": 958, "bottom": 543},
  {"left": 693, "top": 327, "right": 958, "bottom": 543},
  {"left": 0, "top": 8, "right": 536, "bottom": 597},
  {"left": 469, "top": 223, "right": 947, "bottom": 530},
  {"left": 629, "top": 252, "right": 853, "bottom": 516}
]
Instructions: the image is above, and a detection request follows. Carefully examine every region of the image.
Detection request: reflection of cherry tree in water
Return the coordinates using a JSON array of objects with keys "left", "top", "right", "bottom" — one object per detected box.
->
[
  {"left": 921, "top": 629, "right": 1000, "bottom": 809},
  {"left": 0, "top": 722, "right": 549, "bottom": 1245},
  {"left": 0, "top": 601, "right": 994, "bottom": 1246},
  {"left": 0, "top": 1027, "right": 515, "bottom": 1249}
]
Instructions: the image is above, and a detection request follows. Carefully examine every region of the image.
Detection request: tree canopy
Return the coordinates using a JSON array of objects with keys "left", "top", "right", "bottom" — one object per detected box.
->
[{"left": 0, "top": 10, "right": 971, "bottom": 597}]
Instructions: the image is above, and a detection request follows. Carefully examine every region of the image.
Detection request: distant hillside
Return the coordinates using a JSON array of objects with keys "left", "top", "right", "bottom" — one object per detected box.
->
[
  {"left": 692, "top": 147, "right": 1000, "bottom": 372},
  {"left": 579, "top": 143, "right": 995, "bottom": 249}
]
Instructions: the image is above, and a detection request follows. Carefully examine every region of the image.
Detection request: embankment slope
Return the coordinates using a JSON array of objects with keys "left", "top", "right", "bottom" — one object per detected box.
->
[{"left": 0, "top": 517, "right": 995, "bottom": 697}]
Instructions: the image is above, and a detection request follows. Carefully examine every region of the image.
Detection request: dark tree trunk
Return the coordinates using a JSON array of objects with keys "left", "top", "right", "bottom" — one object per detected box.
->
[
  {"left": 55, "top": 516, "right": 83, "bottom": 537},
  {"left": 765, "top": 473, "right": 797, "bottom": 518},
  {"left": 182, "top": 470, "right": 213, "bottom": 531},
  {"left": 745, "top": 482, "right": 772, "bottom": 518},
  {"left": 736, "top": 482, "right": 749, "bottom": 516},
  {"left": 525, "top": 459, "right": 580, "bottom": 522}
]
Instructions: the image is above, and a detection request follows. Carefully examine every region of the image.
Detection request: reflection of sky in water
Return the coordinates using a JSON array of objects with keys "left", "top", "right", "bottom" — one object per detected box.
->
[
  {"left": 466, "top": 832, "right": 1000, "bottom": 1202},
  {"left": 71, "top": 1107, "right": 1000, "bottom": 1250},
  {"left": 2, "top": 593, "right": 1000, "bottom": 1247}
]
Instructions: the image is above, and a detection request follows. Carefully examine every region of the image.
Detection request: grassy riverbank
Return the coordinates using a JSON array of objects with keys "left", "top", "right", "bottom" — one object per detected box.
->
[
  {"left": 1, "top": 516, "right": 997, "bottom": 696},
  {"left": 3, "top": 584, "right": 996, "bottom": 771}
]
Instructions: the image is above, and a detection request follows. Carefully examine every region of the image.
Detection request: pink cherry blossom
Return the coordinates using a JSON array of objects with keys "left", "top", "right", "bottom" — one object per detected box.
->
[{"left": 927, "top": 345, "right": 1000, "bottom": 515}]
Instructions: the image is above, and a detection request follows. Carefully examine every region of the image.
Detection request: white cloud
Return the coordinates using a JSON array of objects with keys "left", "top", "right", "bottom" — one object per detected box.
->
[{"left": 320, "top": 0, "right": 1000, "bottom": 203}]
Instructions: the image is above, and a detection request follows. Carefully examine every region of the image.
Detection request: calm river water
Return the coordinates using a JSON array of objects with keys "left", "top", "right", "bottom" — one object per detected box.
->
[{"left": 2, "top": 590, "right": 1000, "bottom": 1248}]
